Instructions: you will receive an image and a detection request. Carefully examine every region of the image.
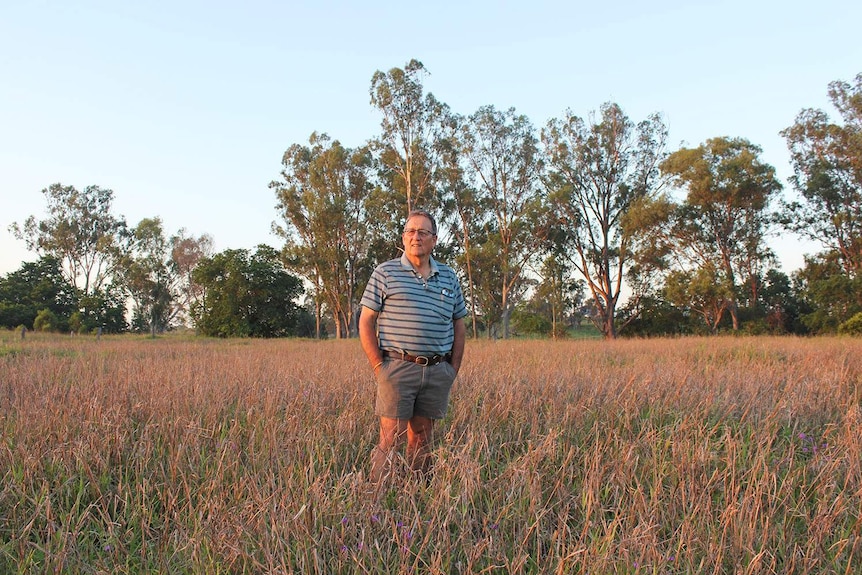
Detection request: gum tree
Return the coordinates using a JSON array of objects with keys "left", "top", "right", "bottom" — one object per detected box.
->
[
  {"left": 781, "top": 72, "right": 862, "bottom": 275},
  {"left": 436, "top": 111, "right": 482, "bottom": 338},
  {"left": 119, "top": 219, "right": 213, "bottom": 333},
  {"left": 271, "top": 133, "right": 373, "bottom": 338},
  {"left": 10, "top": 183, "right": 128, "bottom": 298},
  {"left": 122, "top": 217, "right": 174, "bottom": 334},
  {"left": 460, "top": 105, "right": 545, "bottom": 338},
  {"left": 369, "top": 59, "right": 447, "bottom": 217},
  {"left": 169, "top": 228, "right": 214, "bottom": 327},
  {"left": 542, "top": 103, "right": 667, "bottom": 339},
  {"left": 661, "top": 137, "right": 782, "bottom": 330}
]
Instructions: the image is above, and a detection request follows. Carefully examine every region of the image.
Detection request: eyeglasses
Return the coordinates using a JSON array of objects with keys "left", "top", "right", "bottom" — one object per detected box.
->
[{"left": 403, "top": 228, "right": 436, "bottom": 239}]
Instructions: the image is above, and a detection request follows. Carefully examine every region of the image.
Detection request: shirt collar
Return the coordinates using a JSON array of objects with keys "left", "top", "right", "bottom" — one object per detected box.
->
[{"left": 400, "top": 253, "right": 439, "bottom": 276}]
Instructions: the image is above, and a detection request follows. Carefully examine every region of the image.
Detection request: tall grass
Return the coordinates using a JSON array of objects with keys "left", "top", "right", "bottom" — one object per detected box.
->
[{"left": 1, "top": 333, "right": 860, "bottom": 573}]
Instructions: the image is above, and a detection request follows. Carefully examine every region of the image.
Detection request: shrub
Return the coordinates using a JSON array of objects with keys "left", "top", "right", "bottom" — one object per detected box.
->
[
  {"left": 510, "top": 309, "right": 551, "bottom": 337},
  {"left": 838, "top": 311, "right": 862, "bottom": 335},
  {"left": 33, "top": 308, "right": 59, "bottom": 332}
]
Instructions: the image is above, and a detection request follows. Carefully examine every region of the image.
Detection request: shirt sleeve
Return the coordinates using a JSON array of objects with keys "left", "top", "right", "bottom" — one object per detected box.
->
[
  {"left": 360, "top": 265, "right": 386, "bottom": 312},
  {"left": 449, "top": 269, "right": 469, "bottom": 320}
]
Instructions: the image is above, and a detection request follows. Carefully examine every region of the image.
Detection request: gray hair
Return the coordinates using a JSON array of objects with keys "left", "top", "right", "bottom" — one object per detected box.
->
[{"left": 406, "top": 209, "right": 437, "bottom": 235}]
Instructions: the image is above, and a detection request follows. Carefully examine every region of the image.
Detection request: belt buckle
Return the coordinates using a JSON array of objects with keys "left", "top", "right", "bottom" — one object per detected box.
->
[{"left": 415, "top": 355, "right": 430, "bottom": 366}]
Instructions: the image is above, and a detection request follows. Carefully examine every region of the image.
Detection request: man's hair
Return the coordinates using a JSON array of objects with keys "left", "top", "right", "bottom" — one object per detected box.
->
[{"left": 406, "top": 209, "right": 437, "bottom": 235}]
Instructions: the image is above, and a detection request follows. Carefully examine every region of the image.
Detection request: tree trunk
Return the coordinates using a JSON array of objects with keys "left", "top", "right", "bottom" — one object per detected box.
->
[
  {"left": 603, "top": 313, "right": 617, "bottom": 339},
  {"left": 463, "top": 234, "right": 479, "bottom": 340}
]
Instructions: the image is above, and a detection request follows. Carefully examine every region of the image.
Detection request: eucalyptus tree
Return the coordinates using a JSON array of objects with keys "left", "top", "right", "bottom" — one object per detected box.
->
[
  {"left": 532, "top": 253, "right": 585, "bottom": 339},
  {"left": 781, "top": 72, "right": 862, "bottom": 276},
  {"left": 271, "top": 132, "right": 373, "bottom": 338},
  {"left": 465, "top": 231, "right": 506, "bottom": 337},
  {"left": 117, "top": 220, "right": 212, "bottom": 333},
  {"left": 369, "top": 59, "right": 448, "bottom": 218},
  {"left": 663, "top": 264, "right": 735, "bottom": 334},
  {"left": 123, "top": 217, "right": 174, "bottom": 334},
  {"left": 10, "top": 183, "right": 129, "bottom": 298},
  {"left": 460, "top": 105, "right": 545, "bottom": 338},
  {"left": 436, "top": 111, "right": 482, "bottom": 338},
  {"left": 169, "top": 228, "right": 214, "bottom": 327},
  {"left": 661, "top": 137, "right": 782, "bottom": 330},
  {"left": 542, "top": 103, "right": 668, "bottom": 339}
]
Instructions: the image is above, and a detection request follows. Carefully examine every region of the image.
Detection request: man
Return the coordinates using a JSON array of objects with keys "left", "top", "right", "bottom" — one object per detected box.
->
[{"left": 359, "top": 209, "right": 467, "bottom": 484}]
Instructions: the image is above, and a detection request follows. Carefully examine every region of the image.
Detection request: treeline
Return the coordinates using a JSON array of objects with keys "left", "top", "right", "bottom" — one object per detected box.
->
[
  {"left": 3, "top": 62, "right": 861, "bottom": 339},
  {"left": 2, "top": 201, "right": 310, "bottom": 338}
]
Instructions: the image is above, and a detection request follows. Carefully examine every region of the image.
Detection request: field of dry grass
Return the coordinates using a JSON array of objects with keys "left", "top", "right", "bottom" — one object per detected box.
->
[{"left": 1, "top": 332, "right": 860, "bottom": 574}]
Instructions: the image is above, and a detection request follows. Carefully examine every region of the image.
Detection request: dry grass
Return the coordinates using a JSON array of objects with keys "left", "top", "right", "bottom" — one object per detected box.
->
[{"left": 1, "top": 332, "right": 860, "bottom": 574}]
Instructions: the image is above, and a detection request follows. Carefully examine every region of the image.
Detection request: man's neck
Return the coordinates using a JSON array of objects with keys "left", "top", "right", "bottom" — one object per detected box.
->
[{"left": 405, "top": 254, "right": 431, "bottom": 276}]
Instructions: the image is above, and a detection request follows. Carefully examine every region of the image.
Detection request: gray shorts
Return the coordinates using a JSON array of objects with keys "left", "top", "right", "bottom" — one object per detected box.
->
[{"left": 375, "top": 358, "right": 457, "bottom": 420}]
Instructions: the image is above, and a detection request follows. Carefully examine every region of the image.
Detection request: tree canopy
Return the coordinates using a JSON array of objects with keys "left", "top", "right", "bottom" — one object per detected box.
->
[
  {"left": 660, "top": 137, "right": 783, "bottom": 330},
  {"left": 0, "top": 256, "right": 76, "bottom": 330},
  {"left": 10, "top": 184, "right": 128, "bottom": 297},
  {"left": 192, "top": 245, "right": 305, "bottom": 338},
  {"left": 781, "top": 73, "right": 862, "bottom": 276}
]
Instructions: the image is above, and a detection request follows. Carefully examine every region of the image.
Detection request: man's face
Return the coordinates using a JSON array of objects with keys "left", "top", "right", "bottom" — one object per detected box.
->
[{"left": 402, "top": 215, "right": 437, "bottom": 258}]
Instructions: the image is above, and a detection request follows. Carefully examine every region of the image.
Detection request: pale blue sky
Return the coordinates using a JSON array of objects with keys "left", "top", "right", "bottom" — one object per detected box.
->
[{"left": 2, "top": 0, "right": 860, "bottom": 276}]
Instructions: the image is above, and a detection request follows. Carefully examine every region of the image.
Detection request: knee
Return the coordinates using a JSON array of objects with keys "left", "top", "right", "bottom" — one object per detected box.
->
[
  {"left": 379, "top": 431, "right": 407, "bottom": 451},
  {"left": 407, "top": 432, "right": 432, "bottom": 451}
]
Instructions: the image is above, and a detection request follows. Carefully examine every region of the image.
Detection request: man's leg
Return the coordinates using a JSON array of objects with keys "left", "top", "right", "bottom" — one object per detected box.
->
[
  {"left": 371, "top": 416, "right": 407, "bottom": 484},
  {"left": 406, "top": 415, "right": 435, "bottom": 476}
]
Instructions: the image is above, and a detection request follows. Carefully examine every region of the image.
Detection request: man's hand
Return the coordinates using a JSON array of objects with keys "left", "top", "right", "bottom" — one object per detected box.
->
[{"left": 359, "top": 306, "right": 383, "bottom": 373}]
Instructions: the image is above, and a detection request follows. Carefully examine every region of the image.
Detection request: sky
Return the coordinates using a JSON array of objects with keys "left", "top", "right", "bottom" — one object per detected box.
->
[{"left": 2, "top": 0, "right": 860, "bottom": 278}]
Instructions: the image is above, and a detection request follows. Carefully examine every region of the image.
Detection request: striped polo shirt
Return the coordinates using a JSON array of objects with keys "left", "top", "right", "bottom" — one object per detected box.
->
[{"left": 361, "top": 253, "right": 468, "bottom": 357}]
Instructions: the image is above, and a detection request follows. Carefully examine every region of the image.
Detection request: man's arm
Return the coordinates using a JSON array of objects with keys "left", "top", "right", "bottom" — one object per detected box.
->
[
  {"left": 449, "top": 317, "right": 466, "bottom": 375},
  {"left": 359, "top": 306, "right": 383, "bottom": 372}
]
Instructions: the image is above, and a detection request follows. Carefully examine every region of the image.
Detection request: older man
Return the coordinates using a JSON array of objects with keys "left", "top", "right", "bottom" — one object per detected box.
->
[{"left": 359, "top": 209, "right": 467, "bottom": 484}]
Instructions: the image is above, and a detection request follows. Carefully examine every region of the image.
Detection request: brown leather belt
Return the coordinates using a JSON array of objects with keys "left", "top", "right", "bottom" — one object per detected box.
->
[{"left": 383, "top": 350, "right": 451, "bottom": 366}]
